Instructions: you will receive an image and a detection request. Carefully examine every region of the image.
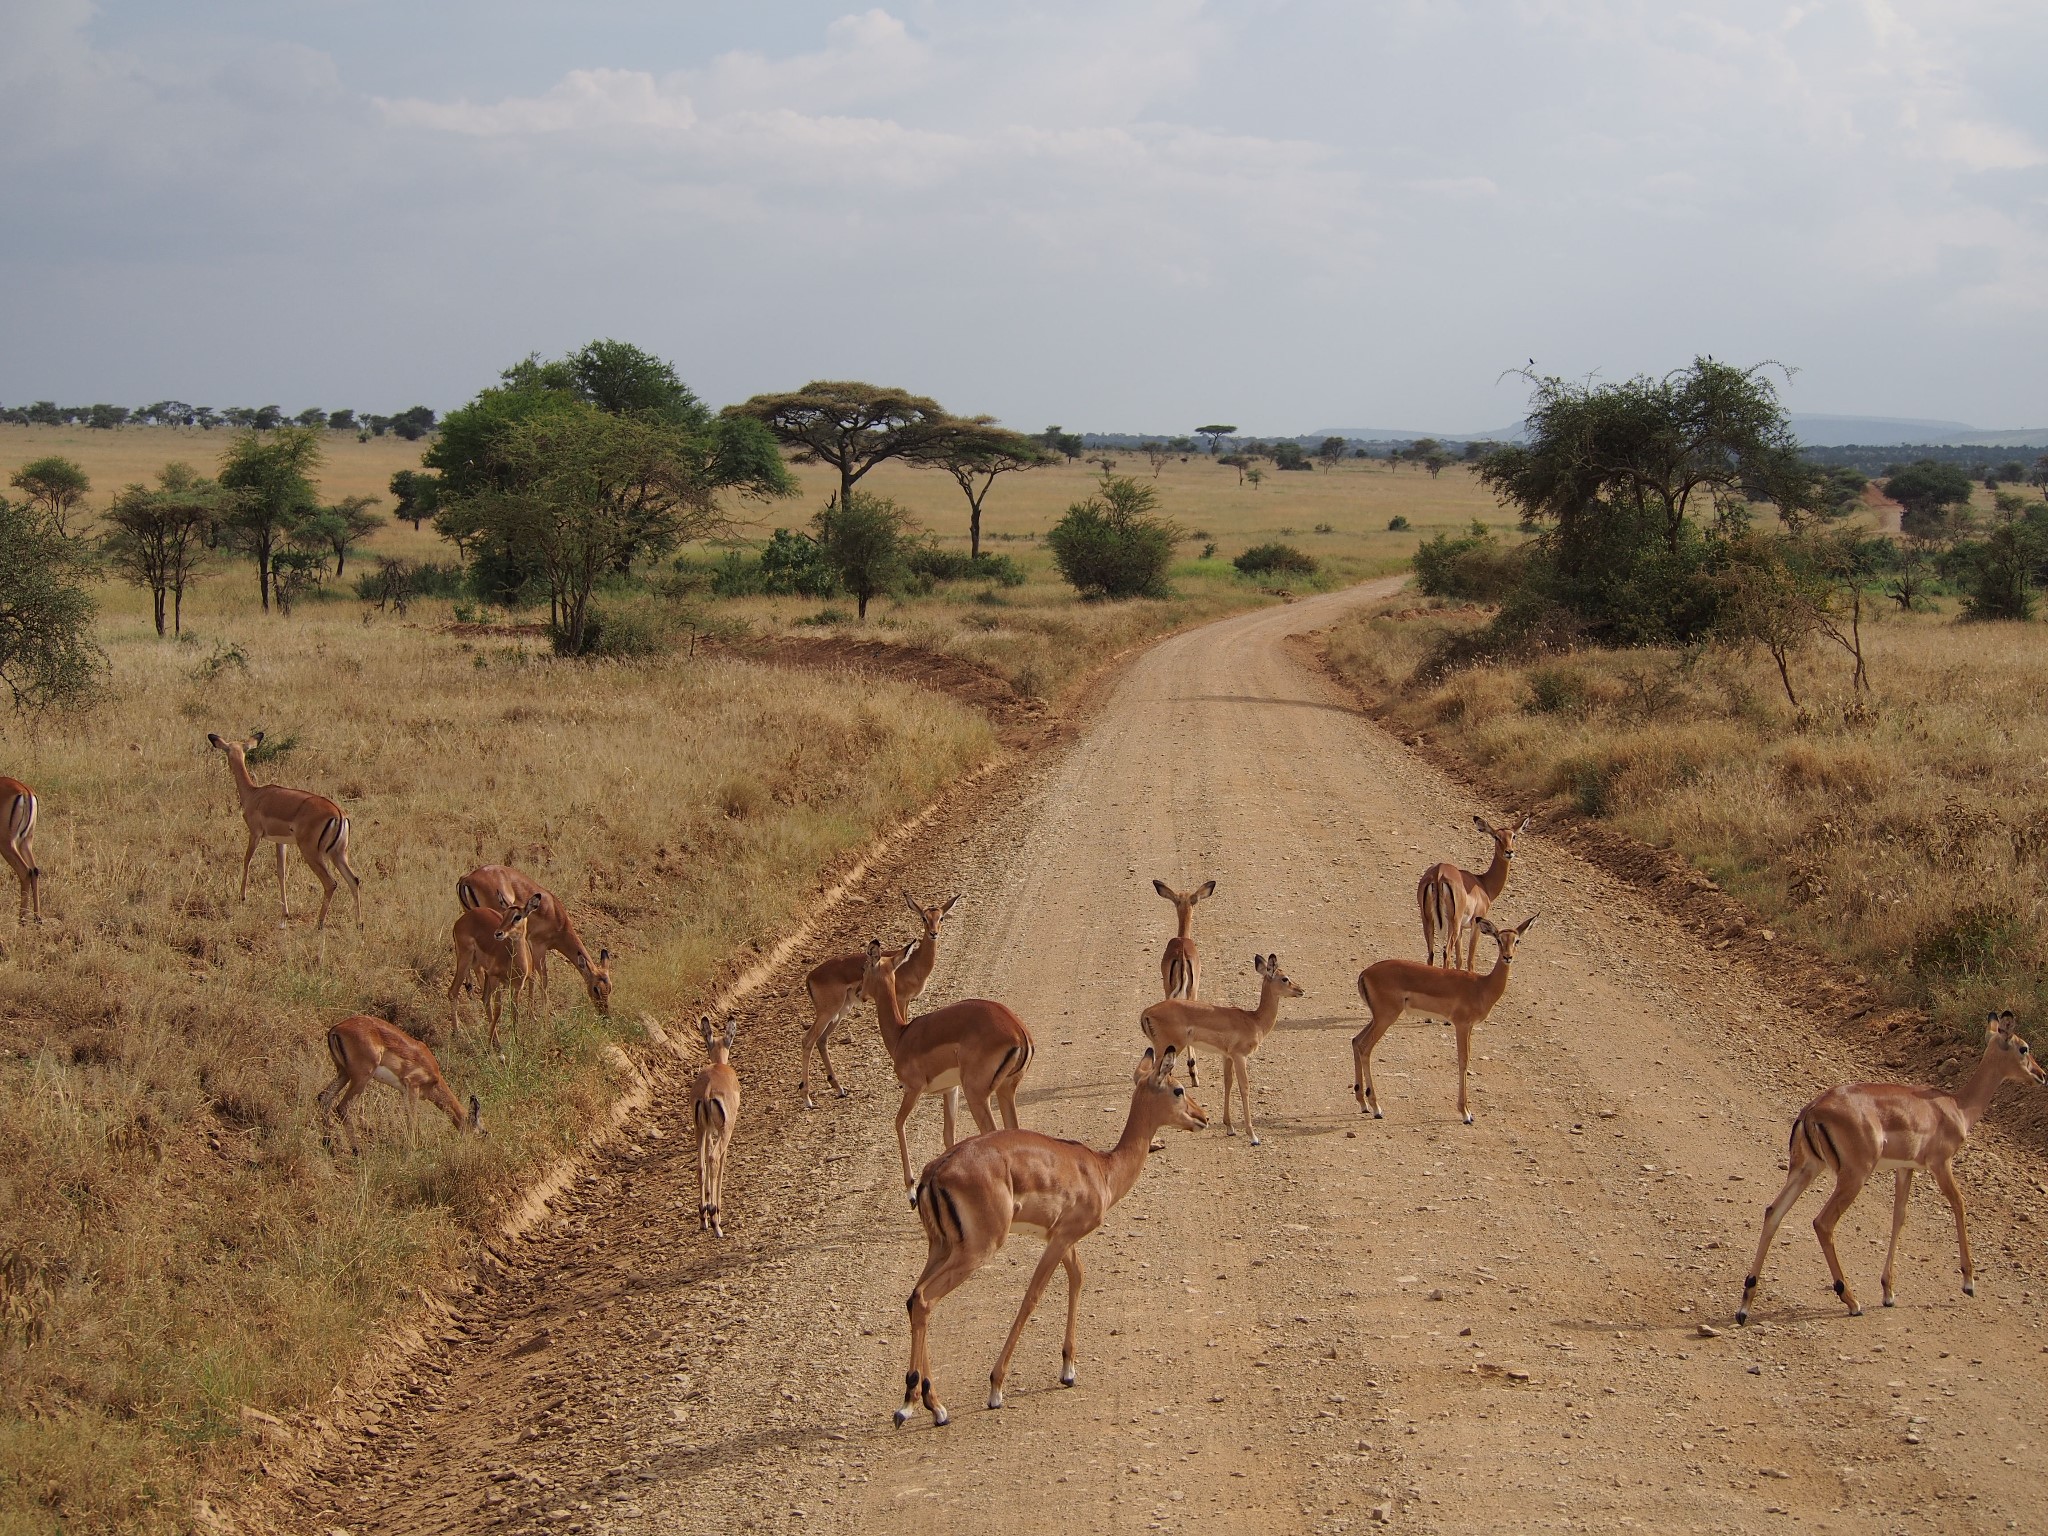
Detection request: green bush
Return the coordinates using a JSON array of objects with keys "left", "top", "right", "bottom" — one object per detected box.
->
[
  {"left": 1047, "top": 475, "right": 1181, "bottom": 599},
  {"left": 1387, "top": 515, "right": 1410, "bottom": 532},
  {"left": 904, "top": 547, "right": 1027, "bottom": 587},
  {"left": 1233, "top": 542, "right": 1319, "bottom": 579},
  {"left": 705, "top": 528, "right": 841, "bottom": 599},
  {"left": 1412, "top": 522, "right": 1527, "bottom": 603},
  {"left": 1913, "top": 903, "right": 2032, "bottom": 981}
]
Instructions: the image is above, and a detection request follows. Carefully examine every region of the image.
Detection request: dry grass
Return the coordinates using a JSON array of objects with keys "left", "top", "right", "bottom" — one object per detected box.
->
[
  {"left": 1326, "top": 595, "right": 2048, "bottom": 1039},
  {"left": 0, "top": 570, "right": 991, "bottom": 1533}
]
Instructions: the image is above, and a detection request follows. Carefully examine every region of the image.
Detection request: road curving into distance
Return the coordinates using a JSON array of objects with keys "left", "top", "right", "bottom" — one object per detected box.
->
[{"left": 280, "top": 578, "right": 2048, "bottom": 1535}]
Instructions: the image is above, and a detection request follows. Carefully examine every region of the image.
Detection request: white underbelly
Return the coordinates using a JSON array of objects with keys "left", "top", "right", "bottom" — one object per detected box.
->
[
  {"left": 1009, "top": 1219, "right": 1049, "bottom": 1240},
  {"left": 372, "top": 1066, "right": 406, "bottom": 1089},
  {"left": 926, "top": 1067, "right": 963, "bottom": 1093},
  {"left": 1874, "top": 1157, "right": 1922, "bottom": 1172}
]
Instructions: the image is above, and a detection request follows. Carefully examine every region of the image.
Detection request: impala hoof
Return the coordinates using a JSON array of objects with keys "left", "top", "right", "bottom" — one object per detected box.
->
[
  {"left": 933, "top": 1406, "right": 950, "bottom": 1426},
  {"left": 1225, "top": 1128, "right": 1236, "bottom": 1138},
  {"left": 1963, "top": 1280, "right": 1976, "bottom": 1297},
  {"left": 893, "top": 1406, "right": 914, "bottom": 1427},
  {"left": 1463, "top": 1112, "right": 1474, "bottom": 1125},
  {"left": 1060, "top": 1364, "right": 1076, "bottom": 1387},
  {"left": 834, "top": 1086, "right": 850, "bottom": 1099},
  {"left": 1249, "top": 1134, "right": 1261, "bottom": 1146},
  {"left": 987, "top": 1388, "right": 1004, "bottom": 1410},
  {"left": 1847, "top": 1303, "right": 1864, "bottom": 1317},
  {"left": 1734, "top": 1309, "right": 1749, "bottom": 1326},
  {"left": 1882, "top": 1295, "right": 1895, "bottom": 1308}
]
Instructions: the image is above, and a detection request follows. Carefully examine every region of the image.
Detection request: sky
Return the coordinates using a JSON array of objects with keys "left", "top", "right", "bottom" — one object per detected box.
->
[{"left": 2, "top": 0, "right": 2044, "bottom": 434}]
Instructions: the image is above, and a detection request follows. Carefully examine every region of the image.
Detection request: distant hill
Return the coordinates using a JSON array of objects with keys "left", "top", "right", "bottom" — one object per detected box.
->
[
  {"left": 1311, "top": 425, "right": 1520, "bottom": 444},
  {"left": 1307, "top": 415, "right": 2048, "bottom": 449}
]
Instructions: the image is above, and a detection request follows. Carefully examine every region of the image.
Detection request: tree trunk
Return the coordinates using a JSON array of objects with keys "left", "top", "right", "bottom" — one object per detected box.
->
[
  {"left": 153, "top": 586, "right": 166, "bottom": 637},
  {"left": 970, "top": 499, "right": 983, "bottom": 561},
  {"left": 257, "top": 543, "right": 272, "bottom": 612},
  {"left": 856, "top": 587, "right": 870, "bottom": 620}
]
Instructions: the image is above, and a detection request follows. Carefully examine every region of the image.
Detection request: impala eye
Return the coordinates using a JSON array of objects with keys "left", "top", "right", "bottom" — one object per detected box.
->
[{"left": 1173, "top": 1086, "right": 1185, "bottom": 1097}]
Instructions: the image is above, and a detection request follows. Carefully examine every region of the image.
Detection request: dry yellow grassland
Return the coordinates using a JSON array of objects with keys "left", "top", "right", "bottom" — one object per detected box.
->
[
  {"left": 1326, "top": 593, "right": 2048, "bottom": 1040},
  {"left": 0, "top": 568, "right": 992, "bottom": 1533}
]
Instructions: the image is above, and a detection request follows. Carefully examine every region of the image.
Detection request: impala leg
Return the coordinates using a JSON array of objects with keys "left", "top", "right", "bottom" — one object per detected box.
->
[
  {"left": 1812, "top": 1166, "right": 1871, "bottom": 1316},
  {"left": 331, "top": 841, "right": 362, "bottom": 929},
  {"left": 995, "top": 1060, "right": 1024, "bottom": 1131},
  {"left": 1454, "top": 1021, "right": 1476, "bottom": 1125},
  {"left": 315, "top": 1072, "right": 348, "bottom": 1150},
  {"left": 274, "top": 841, "right": 291, "bottom": 919},
  {"left": 238, "top": 830, "right": 260, "bottom": 903},
  {"left": 1933, "top": 1159, "right": 1974, "bottom": 1297},
  {"left": 1220, "top": 1055, "right": 1236, "bottom": 1135},
  {"left": 895, "top": 1086, "right": 922, "bottom": 1189},
  {"left": 1059, "top": 1246, "right": 1084, "bottom": 1387},
  {"left": 798, "top": 999, "right": 833, "bottom": 1110},
  {"left": 1237, "top": 1055, "right": 1259, "bottom": 1146},
  {"left": 405, "top": 1085, "right": 422, "bottom": 1149},
  {"left": 989, "top": 1237, "right": 1075, "bottom": 1410},
  {"left": 448, "top": 947, "right": 470, "bottom": 1032},
  {"left": 696, "top": 1113, "right": 712, "bottom": 1232},
  {"left": 301, "top": 843, "right": 338, "bottom": 930},
  {"left": 712, "top": 1122, "right": 733, "bottom": 1237},
  {"left": 1351, "top": 1009, "right": 1398, "bottom": 1119},
  {"left": 328, "top": 1077, "right": 368, "bottom": 1155},
  {"left": 1881, "top": 1169, "right": 1913, "bottom": 1307},
  {"left": 1, "top": 840, "right": 33, "bottom": 924},
  {"left": 1737, "top": 1153, "right": 1822, "bottom": 1324},
  {"left": 962, "top": 1085, "right": 998, "bottom": 1140},
  {"left": 485, "top": 981, "right": 506, "bottom": 1060},
  {"left": 942, "top": 1087, "right": 959, "bottom": 1148},
  {"left": 899, "top": 1239, "right": 982, "bottom": 1428}
]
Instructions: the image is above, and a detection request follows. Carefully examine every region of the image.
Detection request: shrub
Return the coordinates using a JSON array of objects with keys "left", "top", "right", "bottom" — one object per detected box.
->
[
  {"left": 904, "top": 546, "right": 1027, "bottom": 587},
  {"left": 1047, "top": 475, "right": 1181, "bottom": 599},
  {"left": 814, "top": 493, "right": 917, "bottom": 620},
  {"left": 1388, "top": 515, "right": 1410, "bottom": 531},
  {"left": 581, "top": 596, "right": 683, "bottom": 659},
  {"left": 1412, "top": 522, "right": 1527, "bottom": 604},
  {"left": 1234, "top": 542, "right": 1319, "bottom": 579},
  {"left": 758, "top": 527, "right": 842, "bottom": 597},
  {"left": 353, "top": 558, "right": 465, "bottom": 612},
  {"left": 1912, "top": 903, "right": 2032, "bottom": 982}
]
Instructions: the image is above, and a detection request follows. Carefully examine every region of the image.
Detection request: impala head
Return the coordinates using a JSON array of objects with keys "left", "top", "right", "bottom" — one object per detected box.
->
[
  {"left": 206, "top": 729, "right": 265, "bottom": 760},
  {"left": 1475, "top": 913, "right": 1539, "bottom": 962},
  {"left": 1134, "top": 1045, "right": 1208, "bottom": 1134},
  {"left": 1253, "top": 952, "right": 1306, "bottom": 998},
  {"left": 493, "top": 891, "right": 544, "bottom": 946},
  {"left": 902, "top": 889, "right": 961, "bottom": 941},
  {"left": 578, "top": 945, "right": 614, "bottom": 1015},
  {"left": 1152, "top": 878, "right": 1215, "bottom": 917},
  {"left": 699, "top": 1013, "right": 737, "bottom": 1064},
  {"left": 1476, "top": 813, "right": 1533, "bottom": 861},
  {"left": 1985, "top": 1011, "right": 2048, "bottom": 1088},
  {"left": 863, "top": 937, "right": 902, "bottom": 1001}
]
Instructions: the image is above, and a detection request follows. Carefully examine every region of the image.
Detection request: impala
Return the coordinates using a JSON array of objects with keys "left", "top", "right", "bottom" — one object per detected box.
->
[
  {"left": 799, "top": 891, "right": 960, "bottom": 1109},
  {"left": 1141, "top": 953, "right": 1303, "bottom": 1145},
  {"left": 691, "top": 1015, "right": 741, "bottom": 1238},
  {"left": 448, "top": 892, "right": 544, "bottom": 1055},
  {"left": 1418, "top": 814, "right": 1529, "bottom": 969},
  {"left": 1152, "top": 878, "right": 1213, "bottom": 1001},
  {"left": 316, "top": 1013, "right": 483, "bottom": 1153},
  {"left": 1736, "top": 1010, "right": 2047, "bottom": 1325},
  {"left": 0, "top": 777, "right": 39, "bottom": 924},
  {"left": 456, "top": 865, "right": 612, "bottom": 1016},
  {"left": 206, "top": 731, "right": 363, "bottom": 928},
  {"left": 863, "top": 938, "right": 1035, "bottom": 1189},
  {"left": 896, "top": 1045, "right": 1207, "bottom": 1428},
  {"left": 1354, "top": 914, "right": 1538, "bottom": 1124}
]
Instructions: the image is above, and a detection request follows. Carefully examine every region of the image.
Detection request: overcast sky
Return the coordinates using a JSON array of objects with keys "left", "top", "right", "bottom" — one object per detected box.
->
[{"left": 3, "top": 0, "right": 2043, "bottom": 433}]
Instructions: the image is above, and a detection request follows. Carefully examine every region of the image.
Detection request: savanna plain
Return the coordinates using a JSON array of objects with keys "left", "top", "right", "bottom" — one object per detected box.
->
[{"left": 2, "top": 425, "right": 2046, "bottom": 1536}]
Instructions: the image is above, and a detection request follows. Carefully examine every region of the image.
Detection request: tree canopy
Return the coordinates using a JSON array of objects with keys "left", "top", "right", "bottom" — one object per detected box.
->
[
  {"left": 814, "top": 492, "right": 916, "bottom": 620},
  {"left": 1884, "top": 459, "right": 1976, "bottom": 540},
  {"left": 218, "top": 426, "right": 323, "bottom": 612},
  {"left": 102, "top": 463, "right": 217, "bottom": 636},
  {"left": 926, "top": 419, "right": 1054, "bottom": 558},
  {"left": 724, "top": 380, "right": 964, "bottom": 509},
  {"left": 9, "top": 456, "right": 91, "bottom": 538},
  {"left": 0, "top": 494, "right": 103, "bottom": 709}
]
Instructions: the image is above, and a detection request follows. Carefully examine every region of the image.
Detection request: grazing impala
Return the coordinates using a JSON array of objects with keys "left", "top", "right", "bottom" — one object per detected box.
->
[
  {"left": 691, "top": 1016, "right": 741, "bottom": 1237},
  {"left": 206, "top": 731, "right": 362, "bottom": 928},
  {"left": 0, "top": 777, "right": 39, "bottom": 923},
  {"left": 863, "top": 938, "right": 1034, "bottom": 1189},
  {"left": 316, "top": 1013, "right": 483, "bottom": 1153},
  {"left": 1736, "top": 1011, "right": 2047, "bottom": 1325},
  {"left": 1354, "top": 914, "right": 1538, "bottom": 1124},
  {"left": 799, "top": 891, "right": 960, "bottom": 1109},
  {"left": 456, "top": 865, "right": 612, "bottom": 1016},
  {"left": 1418, "top": 814, "right": 1529, "bottom": 969},
  {"left": 896, "top": 1046, "right": 1207, "bottom": 1428},
  {"left": 1141, "top": 953, "right": 1303, "bottom": 1145},
  {"left": 448, "top": 892, "right": 544, "bottom": 1055}
]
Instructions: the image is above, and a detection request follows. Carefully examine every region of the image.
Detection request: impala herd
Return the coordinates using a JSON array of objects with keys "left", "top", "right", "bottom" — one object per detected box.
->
[{"left": 3, "top": 739, "right": 2042, "bottom": 1430}]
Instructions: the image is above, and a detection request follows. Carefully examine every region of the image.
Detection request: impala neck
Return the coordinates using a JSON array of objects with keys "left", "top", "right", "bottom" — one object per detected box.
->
[
  {"left": 1477, "top": 948, "right": 1515, "bottom": 1002},
  {"left": 1176, "top": 909, "right": 1194, "bottom": 942},
  {"left": 901, "top": 929, "right": 938, "bottom": 989},
  {"left": 1953, "top": 1047, "right": 2012, "bottom": 1132},
  {"left": 1252, "top": 975, "right": 1285, "bottom": 1031},
  {"left": 1104, "top": 1095, "right": 1164, "bottom": 1203},
  {"left": 223, "top": 748, "right": 260, "bottom": 800},
  {"left": 1479, "top": 844, "right": 1512, "bottom": 901},
  {"left": 870, "top": 971, "right": 910, "bottom": 1059}
]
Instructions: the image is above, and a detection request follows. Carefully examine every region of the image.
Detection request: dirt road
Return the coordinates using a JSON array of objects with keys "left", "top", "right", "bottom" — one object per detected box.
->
[{"left": 282, "top": 581, "right": 2048, "bottom": 1535}]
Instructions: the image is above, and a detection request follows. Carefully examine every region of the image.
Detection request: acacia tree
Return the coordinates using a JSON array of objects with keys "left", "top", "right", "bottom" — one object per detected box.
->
[
  {"left": 1317, "top": 436, "right": 1347, "bottom": 470},
  {"left": 0, "top": 495, "right": 103, "bottom": 709},
  {"left": 102, "top": 463, "right": 216, "bottom": 636},
  {"left": 927, "top": 420, "right": 1053, "bottom": 558},
  {"left": 9, "top": 457, "right": 90, "bottom": 538},
  {"left": 725, "top": 381, "right": 965, "bottom": 509},
  {"left": 1194, "top": 424, "right": 1236, "bottom": 455},
  {"left": 302, "top": 495, "right": 385, "bottom": 578},
  {"left": 390, "top": 468, "right": 439, "bottom": 530},
  {"left": 218, "top": 426, "right": 322, "bottom": 611},
  {"left": 460, "top": 402, "right": 784, "bottom": 653}
]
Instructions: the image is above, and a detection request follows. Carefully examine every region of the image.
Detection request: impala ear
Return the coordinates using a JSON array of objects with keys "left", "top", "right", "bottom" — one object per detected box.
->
[
  {"left": 699, "top": 1015, "right": 716, "bottom": 1049},
  {"left": 1195, "top": 880, "right": 1215, "bottom": 901},
  {"left": 1152, "top": 879, "right": 1173, "bottom": 900},
  {"left": 1517, "top": 814, "right": 1533, "bottom": 833},
  {"left": 1473, "top": 814, "right": 1490, "bottom": 833},
  {"left": 725, "top": 1018, "right": 738, "bottom": 1052},
  {"left": 901, "top": 889, "right": 922, "bottom": 917},
  {"left": 1136, "top": 1047, "right": 1157, "bottom": 1084},
  {"left": 206, "top": 732, "right": 223, "bottom": 748},
  {"left": 1996, "top": 1009, "right": 2017, "bottom": 1034},
  {"left": 252, "top": 730, "right": 265, "bottom": 745},
  {"left": 1157, "top": 1046, "right": 1179, "bottom": 1079},
  {"left": 597, "top": 947, "right": 610, "bottom": 965},
  {"left": 865, "top": 938, "right": 883, "bottom": 963},
  {"left": 1517, "top": 914, "right": 1540, "bottom": 934},
  {"left": 941, "top": 894, "right": 962, "bottom": 917},
  {"left": 1477, "top": 917, "right": 1499, "bottom": 936}
]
